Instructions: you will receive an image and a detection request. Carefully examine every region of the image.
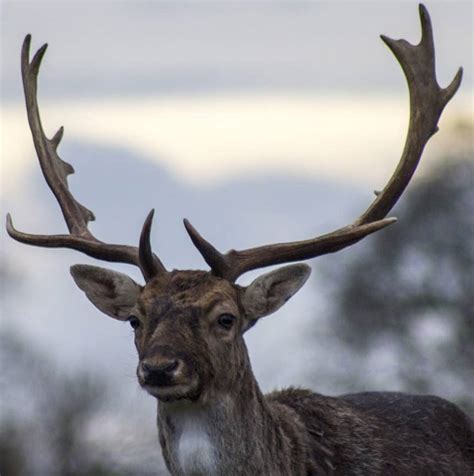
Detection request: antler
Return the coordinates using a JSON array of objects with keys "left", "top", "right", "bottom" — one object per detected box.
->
[
  {"left": 184, "top": 4, "right": 462, "bottom": 282},
  {"left": 7, "top": 6, "right": 462, "bottom": 285},
  {"left": 6, "top": 35, "right": 165, "bottom": 281}
]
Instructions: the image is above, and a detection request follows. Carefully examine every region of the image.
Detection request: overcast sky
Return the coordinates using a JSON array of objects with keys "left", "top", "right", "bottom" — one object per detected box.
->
[
  {"left": 2, "top": 1, "right": 472, "bottom": 191},
  {"left": 2, "top": 1, "right": 472, "bottom": 99},
  {"left": 1, "top": 3, "right": 472, "bottom": 468},
  {"left": 2, "top": 0, "right": 472, "bottom": 378}
]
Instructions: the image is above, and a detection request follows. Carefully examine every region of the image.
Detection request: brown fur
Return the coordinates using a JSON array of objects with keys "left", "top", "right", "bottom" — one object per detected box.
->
[
  {"left": 68, "top": 265, "right": 474, "bottom": 474},
  {"left": 125, "top": 271, "right": 474, "bottom": 475}
]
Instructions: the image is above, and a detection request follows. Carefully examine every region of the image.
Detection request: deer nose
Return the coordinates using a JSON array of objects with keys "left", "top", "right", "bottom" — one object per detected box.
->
[{"left": 139, "top": 359, "right": 180, "bottom": 386}]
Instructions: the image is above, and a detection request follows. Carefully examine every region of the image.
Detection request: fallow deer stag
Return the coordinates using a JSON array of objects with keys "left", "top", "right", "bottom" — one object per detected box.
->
[{"left": 7, "top": 5, "right": 473, "bottom": 475}]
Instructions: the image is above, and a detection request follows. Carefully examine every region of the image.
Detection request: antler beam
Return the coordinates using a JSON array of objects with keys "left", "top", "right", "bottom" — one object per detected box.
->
[
  {"left": 184, "top": 4, "right": 462, "bottom": 282},
  {"left": 6, "top": 35, "right": 166, "bottom": 280}
]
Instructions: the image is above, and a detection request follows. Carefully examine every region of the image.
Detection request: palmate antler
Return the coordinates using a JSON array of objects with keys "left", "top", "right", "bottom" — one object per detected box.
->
[
  {"left": 183, "top": 4, "right": 463, "bottom": 282},
  {"left": 7, "top": 5, "right": 462, "bottom": 284},
  {"left": 6, "top": 35, "right": 165, "bottom": 281}
]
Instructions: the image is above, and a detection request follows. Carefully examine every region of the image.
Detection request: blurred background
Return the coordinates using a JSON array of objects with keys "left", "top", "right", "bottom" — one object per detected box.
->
[{"left": 1, "top": 1, "right": 472, "bottom": 474}]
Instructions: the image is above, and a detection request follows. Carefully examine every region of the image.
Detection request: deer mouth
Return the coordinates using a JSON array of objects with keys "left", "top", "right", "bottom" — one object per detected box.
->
[{"left": 142, "top": 380, "right": 201, "bottom": 402}]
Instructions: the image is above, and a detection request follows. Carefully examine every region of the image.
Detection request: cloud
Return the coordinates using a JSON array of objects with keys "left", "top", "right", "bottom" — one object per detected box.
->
[
  {"left": 2, "top": 90, "right": 470, "bottom": 198},
  {"left": 2, "top": 1, "right": 471, "bottom": 98}
]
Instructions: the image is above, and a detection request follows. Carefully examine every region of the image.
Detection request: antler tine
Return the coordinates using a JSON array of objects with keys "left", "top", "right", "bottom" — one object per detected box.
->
[
  {"left": 6, "top": 35, "right": 166, "bottom": 281},
  {"left": 139, "top": 210, "right": 166, "bottom": 280},
  {"left": 358, "top": 4, "right": 463, "bottom": 225},
  {"left": 185, "top": 4, "right": 462, "bottom": 283},
  {"left": 20, "top": 35, "right": 95, "bottom": 236},
  {"left": 183, "top": 219, "right": 232, "bottom": 277}
]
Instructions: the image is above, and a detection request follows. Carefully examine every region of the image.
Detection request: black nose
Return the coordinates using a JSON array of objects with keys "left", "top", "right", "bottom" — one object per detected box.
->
[{"left": 140, "top": 359, "right": 179, "bottom": 386}]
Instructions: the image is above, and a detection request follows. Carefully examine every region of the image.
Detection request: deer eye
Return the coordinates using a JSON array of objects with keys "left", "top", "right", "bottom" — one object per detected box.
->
[
  {"left": 128, "top": 315, "right": 140, "bottom": 330},
  {"left": 217, "top": 313, "right": 235, "bottom": 329}
]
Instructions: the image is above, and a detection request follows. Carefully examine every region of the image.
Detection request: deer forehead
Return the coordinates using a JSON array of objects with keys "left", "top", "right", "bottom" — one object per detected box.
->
[{"left": 138, "top": 270, "right": 241, "bottom": 318}]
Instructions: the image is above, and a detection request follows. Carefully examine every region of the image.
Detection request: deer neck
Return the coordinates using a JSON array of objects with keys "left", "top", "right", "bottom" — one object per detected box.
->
[{"left": 156, "top": 363, "right": 279, "bottom": 476}]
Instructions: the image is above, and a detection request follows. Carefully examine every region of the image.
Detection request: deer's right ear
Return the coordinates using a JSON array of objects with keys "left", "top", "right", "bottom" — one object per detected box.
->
[
  {"left": 241, "top": 264, "right": 311, "bottom": 331},
  {"left": 70, "top": 264, "right": 142, "bottom": 320}
]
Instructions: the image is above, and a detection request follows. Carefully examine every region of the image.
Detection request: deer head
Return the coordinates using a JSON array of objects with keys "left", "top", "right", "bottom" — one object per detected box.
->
[
  {"left": 70, "top": 261, "right": 309, "bottom": 402},
  {"left": 7, "top": 5, "right": 462, "bottom": 403}
]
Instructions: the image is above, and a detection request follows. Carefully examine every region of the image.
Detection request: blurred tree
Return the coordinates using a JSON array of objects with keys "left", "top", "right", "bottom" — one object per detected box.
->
[
  {"left": 1, "top": 248, "right": 164, "bottom": 474},
  {"left": 0, "top": 260, "right": 157, "bottom": 475},
  {"left": 323, "top": 157, "right": 473, "bottom": 414},
  {"left": 0, "top": 419, "right": 28, "bottom": 476},
  {"left": 0, "top": 330, "right": 127, "bottom": 475}
]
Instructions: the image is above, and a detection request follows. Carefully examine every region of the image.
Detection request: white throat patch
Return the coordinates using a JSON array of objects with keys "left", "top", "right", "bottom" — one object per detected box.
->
[{"left": 172, "top": 405, "right": 217, "bottom": 475}]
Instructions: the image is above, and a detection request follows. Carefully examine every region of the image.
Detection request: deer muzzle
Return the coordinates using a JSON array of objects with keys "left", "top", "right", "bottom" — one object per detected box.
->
[{"left": 137, "top": 356, "right": 200, "bottom": 402}]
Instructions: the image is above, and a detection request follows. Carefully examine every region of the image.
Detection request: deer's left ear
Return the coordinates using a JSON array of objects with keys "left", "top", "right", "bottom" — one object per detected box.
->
[{"left": 241, "top": 264, "right": 311, "bottom": 330}]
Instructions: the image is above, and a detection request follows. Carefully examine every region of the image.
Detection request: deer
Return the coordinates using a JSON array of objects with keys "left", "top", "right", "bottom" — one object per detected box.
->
[{"left": 6, "top": 4, "right": 474, "bottom": 475}]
